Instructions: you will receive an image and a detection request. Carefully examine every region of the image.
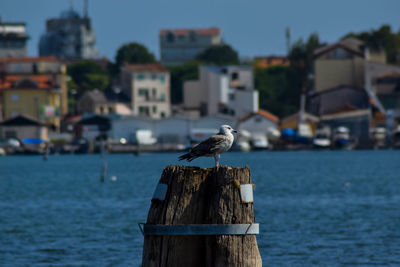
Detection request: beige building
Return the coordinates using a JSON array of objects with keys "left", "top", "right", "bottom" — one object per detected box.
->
[
  {"left": 314, "top": 38, "right": 387, "bottom": 93},
  {"left": 0, "top": 114, "right": 48, "bottom": 141},
  {"left": 0, "top": 57, "right": 68, "bottom": 127},
  {"left": 183, "top": 65, "right": 258, "bottom": 119},
  {"left": 120, "top": 63, "right": 171, "bottom": 119},
  {"left": 77, "top": 89, "right": 132, "bottom": 115}
]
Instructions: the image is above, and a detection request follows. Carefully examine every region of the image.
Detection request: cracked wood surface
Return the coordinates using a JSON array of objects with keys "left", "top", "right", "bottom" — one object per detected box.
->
[{"left": 142, "top": 165, "right": 262, "bottom": 267}]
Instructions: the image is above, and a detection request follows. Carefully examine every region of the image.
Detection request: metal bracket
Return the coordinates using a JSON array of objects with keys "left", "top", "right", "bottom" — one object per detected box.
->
[
  {"left": 240, "top": 184, "right": 254, "bottom": 203},
  {"left": 138, "top": 223, "right": 259, "bottom": 236},
  {"left": 152, "top": 183, "right": 168, "bottom": 201}
]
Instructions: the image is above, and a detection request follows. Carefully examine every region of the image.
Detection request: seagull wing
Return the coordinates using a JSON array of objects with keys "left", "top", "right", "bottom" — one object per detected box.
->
[{"left": 190, "top": 134, "right": 227, "bottom": 156}]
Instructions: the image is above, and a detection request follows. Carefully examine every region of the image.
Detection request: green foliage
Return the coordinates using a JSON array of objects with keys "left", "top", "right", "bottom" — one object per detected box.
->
[
  {"left": 168, "top": 62, "right": 199, "bottom": 104},
  {"left": 343, "top": 25, "right": 400, "bottom": 63},
  {"left": 255, "top": 66, "right": 301, "bottom": 118},
  {"left": 288, "top": 33, "right": 320, "bottom": 88},
  {"left": 67, "top": 60, "right": 110, "bottom": 99},
  {"left": 195, "top": 44, "right": 239, "bottom": 65},
  {"left": 115, "top": 42, "right": 156, "bottom": 71}
]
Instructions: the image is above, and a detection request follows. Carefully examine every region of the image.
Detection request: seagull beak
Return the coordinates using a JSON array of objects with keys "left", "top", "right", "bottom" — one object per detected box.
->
[{"left": 232, "top": 129, "right": 238, "bottom": 133}]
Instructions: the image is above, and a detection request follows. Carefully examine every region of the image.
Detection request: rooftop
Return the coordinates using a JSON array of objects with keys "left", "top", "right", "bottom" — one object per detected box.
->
[
  {"left": 123, "top": 63, "right": 167, "bottom": 72},
  {"left": 159, "top": 27, "right": 221, "bottom": 36},
  {"left": 0, "top": 74, "right": 58, "bottom": 90},
  {"left": 0, "top": 56, "right": 60, "bottom": 63},
  {"left": 239, "top": 109, "right": 279, "bottom": 123},
  {"left": 313, "top": 38, "right": 365, "bottom": 58}
]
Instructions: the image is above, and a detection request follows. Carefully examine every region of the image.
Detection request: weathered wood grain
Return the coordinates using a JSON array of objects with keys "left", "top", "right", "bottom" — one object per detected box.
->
[{"left": 142, "top": 165, "right": 262, "bottom": 267}]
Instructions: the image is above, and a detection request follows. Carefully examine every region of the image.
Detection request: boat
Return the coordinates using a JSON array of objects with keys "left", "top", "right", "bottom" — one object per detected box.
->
[
  {"left": 333, "top": 126, "right": 355, "bottom": 150},
  {"left": 371, "top": 127, "right": 387, "bottom": 149},
  {"left": 313, "top": 126, "right": 331, "bottom": 149}
]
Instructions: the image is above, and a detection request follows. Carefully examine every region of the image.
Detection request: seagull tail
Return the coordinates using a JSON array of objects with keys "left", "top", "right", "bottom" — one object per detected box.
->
[{"left": 178, "top": 152, "right": 197, "bottom": 162}]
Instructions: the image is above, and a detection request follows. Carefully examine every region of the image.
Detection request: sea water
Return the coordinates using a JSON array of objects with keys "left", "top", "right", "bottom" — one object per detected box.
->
[{"left": 0, "top": 151, "right": 399, "bottom": 266}]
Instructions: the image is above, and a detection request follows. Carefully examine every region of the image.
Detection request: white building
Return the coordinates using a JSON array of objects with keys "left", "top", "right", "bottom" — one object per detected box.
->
[
  {"left": 183, "top": 65, "right": 259, "bottom": 119},
  {"left": 159, "top": 28, "right": 222, "bottom": 66},
  {"left": 120, "top": 63, "right": 171, "bottom": 119},
  {"left": 0, "top": 19, "right": 28, "bottom": 58},
  {"left": 111, "top": 115, "right": 234, "bottom": 144}
]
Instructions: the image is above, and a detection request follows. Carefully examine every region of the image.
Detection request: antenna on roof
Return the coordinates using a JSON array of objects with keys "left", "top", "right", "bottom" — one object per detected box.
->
[
  {"left": 84, "top": 0, "right": 88, "bottom": 18},
  {"left": 286, "top": 27, "right": 291, "bottom": 55}
]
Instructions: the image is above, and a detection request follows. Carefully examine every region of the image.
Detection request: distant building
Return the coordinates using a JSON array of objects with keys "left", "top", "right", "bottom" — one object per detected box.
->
[
  {"left": 111, "top": 114, "right": 235, "bottom": 145},
  {"left": 183, "top": 65, "right": 259, "bottom": 119},
  {"left": 159, "top": 27, "right": 222, "bottom": 66},
  {"left": 253, "top": 56, "right": 290, "bottom": 69},
  {"left": 77, "top": 89, "right": 132, "bottom": 115},
  {"left": 238, "top": 109, "right": 279, "bottom": 132},
  {"left": 0, "top": 19, "right": 28, "bottom": 58},
  {"left": 120, "top": 63, "right": 171, "bottom": 119},
  {"left": 280, "top": 112, "right": 320, "bottom": 134},
  {"left": 0, "top": 57, "right": 68, "bottom": 129},
  {"left": 0, "top": 114, "right": 49, "bottom": 141},
  {"left": 308, "top": 86, "right": 370, "bottom": 116},
  {"left": 39, "top": 3, "right": 98, "bottom": 59},
  {"left": 313, "top": 37, "right": 400, "bottom": 141},
  {"left": 313, "top": 37, "right": 387, "bottom": 93}
]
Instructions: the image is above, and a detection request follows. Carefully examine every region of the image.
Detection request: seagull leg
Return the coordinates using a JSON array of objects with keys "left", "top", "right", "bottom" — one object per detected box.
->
[{"left": 214, "top": 154, "right": 220, "bottom": 167}]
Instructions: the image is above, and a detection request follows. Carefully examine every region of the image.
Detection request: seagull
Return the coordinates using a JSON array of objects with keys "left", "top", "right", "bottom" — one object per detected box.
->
[{"left": 179, "top": 125, "right": 237, "bottom": 167}]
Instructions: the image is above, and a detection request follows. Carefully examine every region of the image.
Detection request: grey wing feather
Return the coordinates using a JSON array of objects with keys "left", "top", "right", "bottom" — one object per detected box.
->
[{"left": 191, "top": 135, "right": 227, "bottom": 156}]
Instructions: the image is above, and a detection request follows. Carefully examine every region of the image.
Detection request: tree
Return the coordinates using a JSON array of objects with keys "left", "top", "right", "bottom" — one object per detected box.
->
[
  {"left": 255, "top": 66, "right": 300, "bottom": 118},
  {"left": 195, "top": 44, "right": 239, "bottom": 65},
  {"left": 288, "top": 33, "right": 321, "bottom": 89},
  {"left": 67, "top": 60, "right": 110, "bottom": 100},
  {"left": 344, "top": 25, "right": 400, "bottom": 64},
  {"left": 168, "top": 63, "right": 199, "bottom": 104},
  {"left": 255, "top": 33, "right": 320, "bottom": 118},
  {"left": 114, "top": 42, "right": 156, "bottom": 71}
]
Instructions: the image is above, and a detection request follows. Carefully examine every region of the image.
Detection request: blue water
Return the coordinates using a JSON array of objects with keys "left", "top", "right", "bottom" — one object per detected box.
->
[{"left": 1, "top": 151, "right": 400, "bottom": 266}]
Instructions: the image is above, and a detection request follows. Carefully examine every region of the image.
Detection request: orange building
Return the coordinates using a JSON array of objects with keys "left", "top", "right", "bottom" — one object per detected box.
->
[{"left": 253, "top": 56, "right": 290, "bottom": 69}]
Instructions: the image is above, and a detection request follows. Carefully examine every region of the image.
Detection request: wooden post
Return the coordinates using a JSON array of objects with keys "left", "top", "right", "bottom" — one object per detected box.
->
[
  {"left": 142, "top": 165, "right": 262, "bottom": 267},
  {"left": 100, "top": 162, "right": 107, "bottom": 182}
]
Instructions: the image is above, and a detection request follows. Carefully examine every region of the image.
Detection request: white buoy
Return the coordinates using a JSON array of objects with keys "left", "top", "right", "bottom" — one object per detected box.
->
[{"left": 111, "top": 176, "right": 117, "bottom": 181}]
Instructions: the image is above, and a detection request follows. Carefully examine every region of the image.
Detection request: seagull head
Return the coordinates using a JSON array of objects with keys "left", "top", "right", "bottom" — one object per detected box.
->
[{"left": 219, "top": 125, "right": 238, "bottom": 135}]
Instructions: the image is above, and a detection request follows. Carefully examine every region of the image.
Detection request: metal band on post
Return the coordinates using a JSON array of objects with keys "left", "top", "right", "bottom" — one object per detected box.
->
[{"left": 138, "top": 223, "right": 259, "bottom": 236}]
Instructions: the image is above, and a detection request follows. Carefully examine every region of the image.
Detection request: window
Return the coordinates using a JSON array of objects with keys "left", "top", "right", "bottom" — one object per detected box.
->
[
  {"left": 166, "top": 32, "right": 175, "bottom": 43},
  {"left": 10, "top": 93, "right": 20, "bottom": 102},
  {"left": 152, "top": 88, "right": 157, "bottom": 97},
  {"left": 138, "top": 88, "right": 148, "bottom": 95},
  {"left": 11, "top": 111, "right": 19, "bottom": 117},
  {"left": 153, "top": 106, "right": 157, "bottom": 113},
  {"left": 160, "top": 93, "right": 166, "bottom": 101},
  {"left": 138, "top": 88, "right": 149, "bottom": 100},
  {"left": 151, "top": 74, "right": 157, "bottom": 80},
  {"left": 229, "top": 93, "right": 235, "bottom": 101},
  {"left": 160, "top": 75, "right": 165, "bottom": 83},
  {"left": 100, "top": 106, "right": 104, "bottom": 114},
  {"left": 138, "top": 106, "right": 150, "bottom": 116},
  {"left": 189, "top": 31, "right": 197, "bottom": 42},
  {"left": 108, "top": 107, "right": 113, "bottom": 113},
  {"left": 161, "top": 112, "right": 166, "bottom": 118},
  {"left": 136, "top": 73, "right": 145, "bottom": 80},
  {"left": 231, "top": 72, "right": 239, "bottom": 80}
]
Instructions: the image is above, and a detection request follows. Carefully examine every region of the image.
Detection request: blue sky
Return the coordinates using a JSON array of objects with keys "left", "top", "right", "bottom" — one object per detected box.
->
[{"left": 2, "top": 0, "right": 400, "bottom": 62}]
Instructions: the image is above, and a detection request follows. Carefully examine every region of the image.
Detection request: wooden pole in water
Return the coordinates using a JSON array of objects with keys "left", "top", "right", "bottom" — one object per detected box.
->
[
  {"left": 141, "top": 165, "right": 262, "bottom": 267},
  {"left": 100, "top": 162, "right": 107, "bottom": 182}
]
